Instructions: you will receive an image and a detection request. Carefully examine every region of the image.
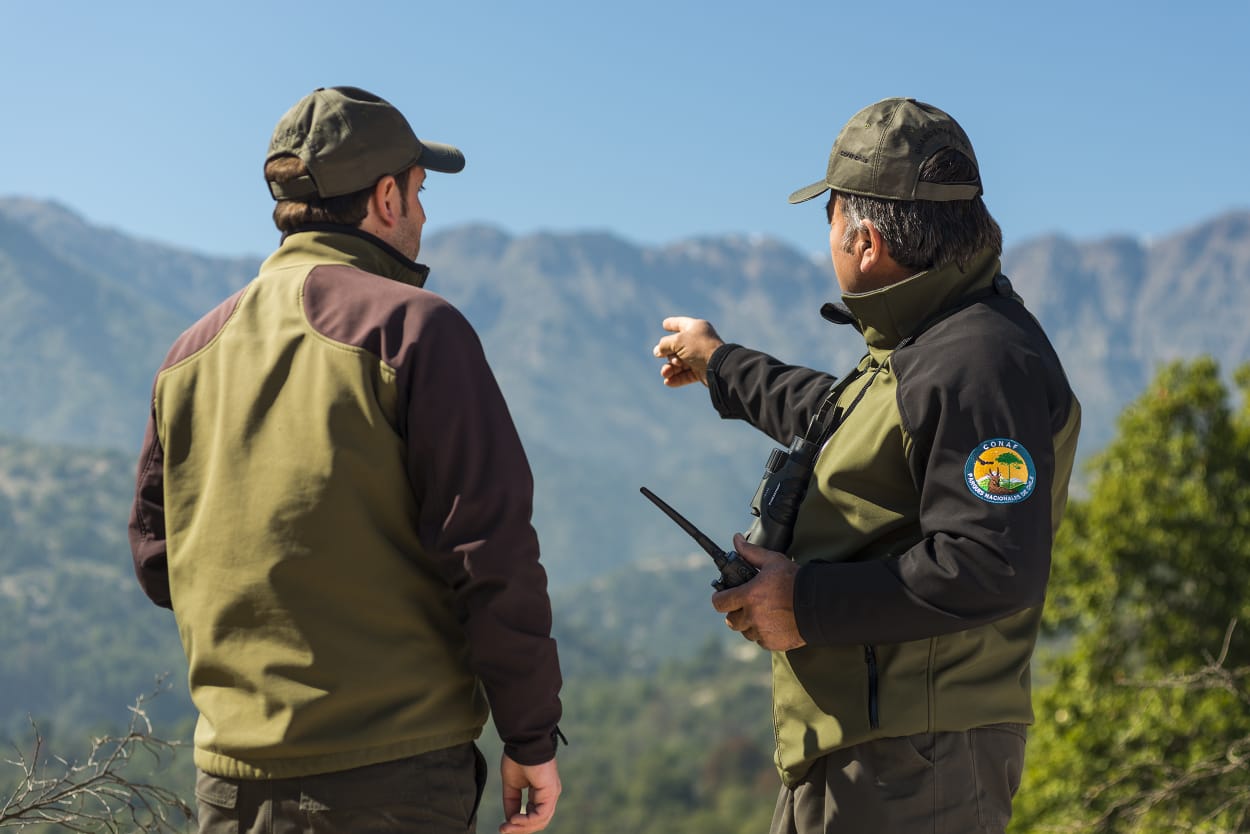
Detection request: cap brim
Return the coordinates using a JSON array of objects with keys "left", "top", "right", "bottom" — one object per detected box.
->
[
  {"left": 417, "top": 140, "right": 465, "bottom": 174},
  {"left": 788, "top": 179, "right": 830, "bottom": 205}
]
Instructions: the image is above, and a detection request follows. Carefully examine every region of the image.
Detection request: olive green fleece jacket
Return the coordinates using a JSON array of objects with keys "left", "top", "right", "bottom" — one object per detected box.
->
[
  {"left": 707, "top": 249, "right": 1080, "bottom": 786},
  {"left": 129, "top": 228, "right": 562, "bottom": 779}
]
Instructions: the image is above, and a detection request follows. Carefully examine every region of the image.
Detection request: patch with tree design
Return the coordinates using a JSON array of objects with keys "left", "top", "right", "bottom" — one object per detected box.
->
[{"left": 964, "top": 438, "right": 1036, "bottom": 503}]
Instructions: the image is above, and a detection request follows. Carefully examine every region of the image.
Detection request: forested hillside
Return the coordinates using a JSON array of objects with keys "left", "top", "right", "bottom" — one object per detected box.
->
[
  {"left": 0, "top": 437, "right": 189, "bottom": 740},
  {"left": 2, "top": 199, "right": 1249, "bottom": 831},
  {"left": 0, "top": 430, "right": 778, "bottom": 834}
]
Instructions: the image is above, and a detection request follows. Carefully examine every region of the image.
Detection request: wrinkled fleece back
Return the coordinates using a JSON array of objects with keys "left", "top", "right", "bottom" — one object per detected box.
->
[{"left": 131, "top": 229, "right": 561, "bottom": 778}]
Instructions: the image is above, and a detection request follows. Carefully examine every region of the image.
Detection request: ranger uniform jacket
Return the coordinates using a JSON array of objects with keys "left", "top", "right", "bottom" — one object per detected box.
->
[
  {"left": 706, "top": 248, "right": 1080, "bottom": 786},
  {"left": 129, "top": 227, "right": 562, "bottom": 779}
]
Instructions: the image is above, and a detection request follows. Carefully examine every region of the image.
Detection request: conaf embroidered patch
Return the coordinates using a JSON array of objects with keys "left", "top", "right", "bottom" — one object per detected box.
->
[{"left": 965, "top": 438, "right": 1036, "bottom": 504}]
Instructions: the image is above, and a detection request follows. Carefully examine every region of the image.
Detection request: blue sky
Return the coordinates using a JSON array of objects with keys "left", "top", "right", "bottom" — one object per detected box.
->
[{"left": 5, "top": 1, "right": 1248, "bottom": 260}]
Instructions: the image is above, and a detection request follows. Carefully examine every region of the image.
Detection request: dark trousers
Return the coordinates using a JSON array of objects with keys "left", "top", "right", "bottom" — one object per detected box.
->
[
  {"left": 195, "top": 743, "right": 488, "bottom": 834},
  {"left": 770, "top": 724, "right": 1027, "bottom": 834}
]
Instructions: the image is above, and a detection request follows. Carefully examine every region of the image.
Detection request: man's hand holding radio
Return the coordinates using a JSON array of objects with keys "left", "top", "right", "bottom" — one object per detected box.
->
[{"left": 711, "top": 534, "right": 806, "bottom": 652}]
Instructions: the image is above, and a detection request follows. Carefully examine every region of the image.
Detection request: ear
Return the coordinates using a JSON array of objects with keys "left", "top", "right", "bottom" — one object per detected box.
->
[
  {"left": 857, "top": 219, "right": 889, "bottom": 273},
  {"left": 368, "top": 175, "right": 403, "bottom": 228}
]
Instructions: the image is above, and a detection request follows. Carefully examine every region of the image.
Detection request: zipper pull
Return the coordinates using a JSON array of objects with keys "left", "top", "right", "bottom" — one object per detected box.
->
[{"left": 863, "top": 645, "right": 880, "bottom": 730}]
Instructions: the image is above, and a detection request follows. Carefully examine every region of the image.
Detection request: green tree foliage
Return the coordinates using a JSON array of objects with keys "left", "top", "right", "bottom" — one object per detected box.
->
[
  {"left": 1013, "top": 358, "right": 1250, "bottom": 833},
  {"left": 0, "top": 437, "right": 190, "bottom": 742},
  {"left": 476, "top": 638, "right": 779, "bottom": 834}
]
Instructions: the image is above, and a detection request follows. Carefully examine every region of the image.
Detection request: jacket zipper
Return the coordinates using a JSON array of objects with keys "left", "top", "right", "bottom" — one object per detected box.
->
[{"left": 864, "top": 645, "right": 880, "bottom": 730}]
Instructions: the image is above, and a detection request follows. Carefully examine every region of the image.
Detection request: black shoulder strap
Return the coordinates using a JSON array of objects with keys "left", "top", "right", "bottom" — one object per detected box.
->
[{"left": 800, "top": 363, "right": 868, "bottom": 445}]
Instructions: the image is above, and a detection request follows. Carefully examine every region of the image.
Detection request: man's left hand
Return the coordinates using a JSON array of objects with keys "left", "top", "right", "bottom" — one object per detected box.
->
[
  {"left": 711, "top": 534, "right": 805, "bottom": 651},
  {"left": 499, "top": 754, "right": 560, "bottom": 834}
]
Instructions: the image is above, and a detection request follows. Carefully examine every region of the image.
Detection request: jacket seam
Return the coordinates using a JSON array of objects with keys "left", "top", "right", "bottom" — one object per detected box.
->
[
  {"left": 927, "top": 637, "right": 938, "bottom": 730},
  {"left": 158, "top": 286, "right": 251, "bottom": 378},
  {"left": 298, "top": 278, "right": 401, "bottom": 382},
  {"left": 132, "top": 426, "right": 161, "bottom": 540}
]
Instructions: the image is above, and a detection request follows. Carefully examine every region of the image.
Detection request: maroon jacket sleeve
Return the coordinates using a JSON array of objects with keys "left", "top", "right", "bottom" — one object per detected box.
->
[
  {"left": 400, "top": 302, "right": 563, "bottom": 765},
  {"left": 128, "top": 409, "right": 173, "bottom": 609}
]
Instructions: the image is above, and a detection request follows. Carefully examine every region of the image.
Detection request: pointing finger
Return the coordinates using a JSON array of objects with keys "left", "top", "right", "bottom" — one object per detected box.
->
[{"left": 661, "top": 316, "right": 698, "bottom": 333}]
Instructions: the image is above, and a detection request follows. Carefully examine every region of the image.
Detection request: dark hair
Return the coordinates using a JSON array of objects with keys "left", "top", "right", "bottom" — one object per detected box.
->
[
  {"left": 265, "top": 157, "right": 413, "bottom": 233},
  {"left": 827, "top": 148, "right": 1002, "bottom": 271}
]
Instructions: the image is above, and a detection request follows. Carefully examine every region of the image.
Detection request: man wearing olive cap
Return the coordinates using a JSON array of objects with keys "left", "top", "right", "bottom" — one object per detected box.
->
[
  {"left": 129, "top": 86, "right": 563, "bottom": 834},
  {"left": 653, "top": 98, "right": 1080, "bottom": 833}
]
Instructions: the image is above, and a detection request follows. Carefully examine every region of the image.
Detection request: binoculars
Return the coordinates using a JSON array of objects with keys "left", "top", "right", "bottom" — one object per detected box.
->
[{"left": 641, "top": 431, "right": 821, "bottom": 590}]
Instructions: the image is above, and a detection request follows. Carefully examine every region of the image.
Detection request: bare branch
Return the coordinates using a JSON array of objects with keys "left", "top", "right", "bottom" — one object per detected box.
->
[
  {"left": 0, "top": 680, "right": 194, "bottom": 832},
  {"left": 1083, "top": 620, "right": 1250, "bottom": 833}
]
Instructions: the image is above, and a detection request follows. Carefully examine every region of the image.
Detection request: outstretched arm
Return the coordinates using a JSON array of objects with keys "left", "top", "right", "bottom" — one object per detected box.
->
[{"left": 653, "top": 316, "right": 839, "bottom": 443}]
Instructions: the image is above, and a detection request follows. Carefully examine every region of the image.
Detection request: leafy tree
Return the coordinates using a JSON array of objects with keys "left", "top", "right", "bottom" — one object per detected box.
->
[
  {"left": 997, "top": 450, "right": 1025, "bottom": 489},
  {"left": 474, "top": 637, "right": 777, "bottom": 834},
  {"left": 1013, "top": 358, "right": 1250, "bottom": 832}
]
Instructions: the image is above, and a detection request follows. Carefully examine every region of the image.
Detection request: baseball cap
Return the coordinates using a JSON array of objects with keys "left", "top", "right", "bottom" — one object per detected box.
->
[
  {"left": 266, "top": 86, "right": 465, "bottom": 201},
  {"left": 788, "top": 97, "right": 981, "bottom": 205}
]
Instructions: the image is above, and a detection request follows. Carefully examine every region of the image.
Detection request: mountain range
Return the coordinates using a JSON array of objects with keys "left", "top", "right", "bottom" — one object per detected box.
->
[{"left": 2, "top": 196, "right": 1249, "bottom": 588}]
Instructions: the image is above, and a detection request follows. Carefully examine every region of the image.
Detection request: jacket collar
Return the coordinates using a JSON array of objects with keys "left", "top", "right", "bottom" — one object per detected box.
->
[
  {"left": 261, "top": 224, "right": 431, "bottom": 288},
  {"left": 839, "top": 248, "right": 1001, "bottom": 353}
]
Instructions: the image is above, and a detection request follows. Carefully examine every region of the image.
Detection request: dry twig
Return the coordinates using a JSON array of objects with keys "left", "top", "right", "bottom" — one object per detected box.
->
[{"left": 0, "top": 681, "right": 193, "bottom": 832}]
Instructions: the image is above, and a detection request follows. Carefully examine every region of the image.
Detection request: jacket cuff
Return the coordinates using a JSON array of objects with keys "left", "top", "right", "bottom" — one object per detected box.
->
[
  {"left": 793, "top": 562, "right": 830, "bottom": 644},
  {"left": 707, "top": 343, "right": 743, "bottom": 417},
  {"left": 504, "top": 726, "right": 567, "bottom": 765}
]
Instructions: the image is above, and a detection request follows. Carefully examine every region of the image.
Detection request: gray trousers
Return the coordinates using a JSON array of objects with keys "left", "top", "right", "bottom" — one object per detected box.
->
[
  {"left": 194, "top": 743, "right": 487, "bottom": 834},
  {"left": 770, "top": 724, "right": 1027, "bottom": 834}
]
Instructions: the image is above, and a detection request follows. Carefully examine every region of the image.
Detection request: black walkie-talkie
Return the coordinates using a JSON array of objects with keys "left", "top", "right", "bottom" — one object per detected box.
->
[{"left": 639, "top": 487, "right": 759, "bottom": 591}]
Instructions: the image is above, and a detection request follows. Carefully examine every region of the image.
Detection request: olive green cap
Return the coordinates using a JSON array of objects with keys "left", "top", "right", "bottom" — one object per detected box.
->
[
  {"left": 266, "top": 86, "right": 464, "bottom": 201},
  {"left": 788, "top": 97, "right": 981, "bottom": 205}
]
